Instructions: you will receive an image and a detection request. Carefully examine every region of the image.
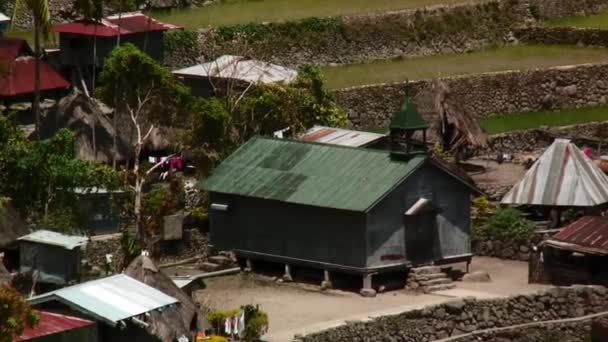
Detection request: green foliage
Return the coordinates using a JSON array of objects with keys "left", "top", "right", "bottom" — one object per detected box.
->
[
  {"left": 97, "top": 43, "right": 193, "bottom": 129},
  {"left": 0, "top": 116, "right": 120, "bottom": 230},
  {"left": 163, "top": 29, "right": 200, "bottom": 68},
  {"left": 476, "top": 208, "right": 537, "bottom": 244},
  {"left": 207, "top": 309, "right": 240, "bottom": 331},
  {"left": 242, "top": 304, "right": 268, "bottom": 342},
  {"left": 471, "top": 197, "right": 496, "bottom": 244},
  {"left": 181, "top": 65, "right": 347, "bottom": 175},
  {"left": 207, "top": 336, "right": 229, "bottom": 342},
  {"left": 0, "top": 285, "right": 38, "bottom": 342},
  {"left": 216, "top": 16, "right": 344, "bottom": 42},
  {"left": 119, "top": 228, "right": 141, "bottom": 269}
]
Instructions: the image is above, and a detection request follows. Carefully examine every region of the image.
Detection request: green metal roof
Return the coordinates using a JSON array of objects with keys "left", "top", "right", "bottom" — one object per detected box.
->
[
  {"left": 390, "top": 97, "right": 428, "bottom": 130},
  {"left": 202, "top": 137, "right": 427, "bottom": 212}
]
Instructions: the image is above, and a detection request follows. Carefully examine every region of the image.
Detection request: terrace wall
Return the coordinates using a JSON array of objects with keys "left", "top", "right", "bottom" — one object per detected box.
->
[
  {"left": 516, "top": 26, "right": 608, "bottom": 47},
  {"left": 296, "top": 286, "right": 608, "bottom": 342},
  {"left": 195, "top": 0, "right": 608, "bottom": 67},
  {"left": 333, "top": 62, "right": 608, "bottom": 130}
]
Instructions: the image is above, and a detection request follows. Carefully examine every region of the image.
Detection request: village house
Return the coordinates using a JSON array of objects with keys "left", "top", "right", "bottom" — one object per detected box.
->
[
  {"left": 18, "top": 230, "right": 88, "bottom": 288},
  {"left": 53, "top": 12, "right": 180, "bottom": 90},
  {"left": 203, "top": 101, "right": 481, "bottom": 295},
  {"left": 15, "top": 310, "right": 98, "bottom": 342},
  {"left": 0, "top": 38, "right": 71, "bottom": 115}
]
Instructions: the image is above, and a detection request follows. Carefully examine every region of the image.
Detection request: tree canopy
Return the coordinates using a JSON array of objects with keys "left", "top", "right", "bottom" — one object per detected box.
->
[{"left": 0, "top": 285, "right": 38, "bottom": 342}]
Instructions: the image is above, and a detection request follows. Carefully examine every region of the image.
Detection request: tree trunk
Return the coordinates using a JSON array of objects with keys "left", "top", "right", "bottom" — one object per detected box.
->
[
  {"left": 133, "top": 142, "right": 144, "bottom": 244},
  {"left": 92, "top": 25, "right": 98, "bottom": 93},
  {"left": 33, "top": 19, "right": 41, "bottom": 141}
]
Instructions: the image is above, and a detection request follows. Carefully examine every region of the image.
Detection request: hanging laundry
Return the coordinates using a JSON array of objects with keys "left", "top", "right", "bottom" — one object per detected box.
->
[
  {"left": 232, "top": 315, "right": 239, "bottom": 335},
  {"left": 238, "top": 311, "right": 246, "bottom": 337},
  {"left": 224, "top": 316, "right": 232, "bottom": 335}
]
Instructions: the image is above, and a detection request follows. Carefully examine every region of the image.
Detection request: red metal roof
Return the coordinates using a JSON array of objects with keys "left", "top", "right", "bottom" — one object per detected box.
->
[
  {"left": 0, "top": 56, "right": 71, "bottom": 96},
  {"left": 549, "top": 216, "right": 608, "bottom": 255},
  {"left": 0, "top": 38, "right": 33, "bottom": 60},
  {"left": 54, "top": 12, "right": 181, "bottom": 37},
  {"left": 15, "top": 310, "right": 94, "bottom": 341}
]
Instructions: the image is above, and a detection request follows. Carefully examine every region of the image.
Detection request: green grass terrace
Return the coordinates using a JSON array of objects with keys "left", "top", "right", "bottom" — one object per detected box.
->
[
  {"left": 321, "top": 44, "right": 608, "bottom": 89},
  {"left": 480, "top": 106, "right": 608, "bottom": 135},
  {"left": 153, "top": 0, "right": 473, "bottom": 29},
  {"left": 546, "top": 10, "right": 608, "bottom": 29}
]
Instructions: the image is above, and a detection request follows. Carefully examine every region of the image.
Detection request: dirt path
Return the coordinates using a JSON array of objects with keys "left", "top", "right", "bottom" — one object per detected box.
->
[{"left": 196, "top": 257, "right": 550, "bottom": 341}]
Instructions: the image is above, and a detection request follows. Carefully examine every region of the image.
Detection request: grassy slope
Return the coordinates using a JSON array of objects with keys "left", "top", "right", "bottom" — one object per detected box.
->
[
  {"left": 480, "top": 106, "right": 608, "bottom": 134},
  {"left": 321, "top": 44, "right": 608, "bottom": 89},
  {"left": 547, "top": 10, "right": 608, "bottom": 29},
  {"left": 153, "top": 0, "right": 471, "bottom": 29}
]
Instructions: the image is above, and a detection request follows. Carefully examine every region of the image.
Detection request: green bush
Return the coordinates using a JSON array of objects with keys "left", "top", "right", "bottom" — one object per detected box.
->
[
  {"left": 242, "top": 304, "right": 268, "bottom": 342},
  {"left": 482, "top": 207, "right": 536, "bottom": 244},
  {"left": 216, "top": 16, "right": 344, "bottom": 42}
]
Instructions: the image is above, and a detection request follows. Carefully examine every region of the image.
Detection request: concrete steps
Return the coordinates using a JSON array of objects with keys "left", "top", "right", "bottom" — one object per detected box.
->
[{"left": 407, "top": 266, "right": 456, "bottom": 293}]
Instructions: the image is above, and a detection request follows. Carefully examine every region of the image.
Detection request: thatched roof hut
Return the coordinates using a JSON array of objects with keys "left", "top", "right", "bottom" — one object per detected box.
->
[
  {"left": 0, "top": 201, "right": 29, "bottom": 249},
  {"left": 124, "top": 255, "right": 206, "bottom": 342},
  {"left": 413, "top": 79, "right": 488, "bottom": 152}
]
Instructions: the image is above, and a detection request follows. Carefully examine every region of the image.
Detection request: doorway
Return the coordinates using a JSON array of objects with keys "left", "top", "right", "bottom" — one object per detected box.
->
[{"left": 404, "top": 210, "right": 438, "bottom": 265}]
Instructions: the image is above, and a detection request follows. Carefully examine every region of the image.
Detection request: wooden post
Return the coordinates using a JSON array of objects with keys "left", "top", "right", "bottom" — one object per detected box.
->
[
  {"left": 283, "top": 264, "right": 293, "bottom": 282},
  {"left": 360, "top": 274, "right": 376, "bottom": 297},
  {"left": 321, "top": 270, "right": 332, "bottom": 290}
]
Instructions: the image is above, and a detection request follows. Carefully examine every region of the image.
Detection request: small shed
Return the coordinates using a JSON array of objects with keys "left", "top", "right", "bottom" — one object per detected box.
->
[
  {"left": 173, "top": 55, "right": 298, "bottom": 97},
  {"left": 74, "top": 187, "right": 127, "bottom": 235},
  {"left": 534, "top": 216, "right": 608, "bottom": 286},
  {"left": 16, "top": 310, "right": 98, "bottom": 342},
  {"left": 29, "top": 274, "right": 180, "bottom": 342},
  {"left": 203, "top": 135, "right": 480, "bottom": 292},
  {"left": 0, "top": 12, "right": 10, "bottom": 34},
  {"left": 18, "top": 230, "right": 88, "bottom": 285}
]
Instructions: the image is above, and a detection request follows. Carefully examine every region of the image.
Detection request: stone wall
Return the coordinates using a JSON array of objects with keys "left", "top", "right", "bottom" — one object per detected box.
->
[
  {"left": 473, "top": 234, "right": 542, "bottom": 261},
  {"left": 516, "top": 26, "right": 608, "bottom": 47},
  {"left": 297, "top": 286, "right": 608, "bottom": 342},
  {"left": 198, "top": 1, "right": 524, "bottom": 67},
  {"left": 334, "top": 63, "right": 608, "bottom": 130}
]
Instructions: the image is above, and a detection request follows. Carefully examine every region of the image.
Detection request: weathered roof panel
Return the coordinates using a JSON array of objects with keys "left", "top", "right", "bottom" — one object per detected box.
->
[
  {"left": 173, "top": 55, "right": 298, "bottom": 84},
  {"left": 300, "top": 126, "right": 385, "bottom": 147},
  {"left": 203, "top": 137, "right": 427, "bottom": 212},
  {"left": 54, "top": 12, "right": 181, "bottom": 37},
  {"left": 18, "top": 230, "right": 88, "bottom": 250},
  {"left": 29, "top": 274, "right": 178, "bottom": 326},
  {"left": 547, "top": 216, "right": 608, "bottom": 255},
  {"left": 16, "top": 311, "right": 94, "bottom": 341},
  {"left": 502, "top": 139, "right": 608, "bottom": 207}
]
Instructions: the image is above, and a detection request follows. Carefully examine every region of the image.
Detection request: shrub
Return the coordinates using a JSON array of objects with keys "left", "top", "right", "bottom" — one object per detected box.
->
[
  {"left": 484, "top": 207, "right": 536, "bottom": 244},
  {"left": 242, "top": 304, "right": 269, "bottom": 342}
]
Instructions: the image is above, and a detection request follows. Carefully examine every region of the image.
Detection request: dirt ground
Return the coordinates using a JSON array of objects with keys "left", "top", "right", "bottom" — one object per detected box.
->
[
  {"left": 194, "top": 257, "right": 550, "bottom": 342},
  {"left": 467, "top": 159, "right": 528, "bottom": 190}
]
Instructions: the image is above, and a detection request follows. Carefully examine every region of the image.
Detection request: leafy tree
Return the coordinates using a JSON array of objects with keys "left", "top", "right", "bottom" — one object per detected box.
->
[
  {"left": 181, "top": 65, "right": 347, "bottom": 175},
  {"left": 97, "top": 43, "right": 191, "bottom": 244},
  {"left": 0, "top": 115, "right": 120, "bottom": 230},
  {"left": 0, "top": 285, "right": 38, "bottom": 342}
]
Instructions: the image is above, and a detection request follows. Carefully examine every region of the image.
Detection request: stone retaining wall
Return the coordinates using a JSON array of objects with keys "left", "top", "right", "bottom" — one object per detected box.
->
[
  {"left": 334, "top": 63, "right": 608, "bottom": 130},
  {"left": 297, "top": 285, "right": 608, "bottom": 342},
  {"left": 516, "top": 26, "right": 608, "bottom": 47}
]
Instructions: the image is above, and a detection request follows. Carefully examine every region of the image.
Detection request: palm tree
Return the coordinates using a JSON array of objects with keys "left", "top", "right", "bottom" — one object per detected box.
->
[
  {"left": 74, "top": 0, "right": 104, "bottom": 93},
  {"left": 17, "top": 0, "right": 52, "bottom": 141}
]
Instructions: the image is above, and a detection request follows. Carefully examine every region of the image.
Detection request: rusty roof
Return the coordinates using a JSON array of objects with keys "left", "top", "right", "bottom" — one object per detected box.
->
[
  {"left": 16, "top": 311, "right": 95, "bottom": 341},
  {"left": 547, "top": 216, "right": 608, "bottom": 255},
  {"left": 300, "top": 126, "right": 385, "bottom": 147},
  {"left": 502, "top": 139, "right": 608, "bottom": 207}
]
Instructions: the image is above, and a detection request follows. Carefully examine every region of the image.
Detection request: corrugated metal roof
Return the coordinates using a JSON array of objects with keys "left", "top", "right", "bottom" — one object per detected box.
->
[
  {"left": 203, "top": 137, "right": 427, "bottom": 212},
  {"left": 546, "top": 216, "right": 608, "bottom": 255},
  {"left": 0, "top": 13, "right": 9, "bottom": 22},
  {"left": 502, "top": 139, "right": 608, "bottom": 207},
  {"left": 16, "top": 310, "right": 94, "bottom": 341},
  {"left": 173, "top": 55, "right": 298, "bottom": 84},
  {"left": 29, "top": 274, "right": 178, "bottom": 326},
  {"left": 18, "top": 230, "right": 88, "bottom": 250},
  {"left": 0, "top": 56, "right": 71, "bottom": 96},
  {"left": 54, "top": 12, "right": 181, "bottom": 37},
  {"left": 390, "top": 97, "right": 428, "bottom": 130},
  {"left": 300, "top": 126, "right": 386, "bottom": 147}
]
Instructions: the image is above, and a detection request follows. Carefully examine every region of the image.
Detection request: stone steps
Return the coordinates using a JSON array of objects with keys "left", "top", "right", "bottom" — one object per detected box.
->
[
  {"left": 420, "top": 277, "right": 452, "bottom": 287},
  {"left": 424, "top": 283, "right": 457, "bottom": 293},
  {"left": 407, "top": 266, "right": 456, "bottom": 293}
]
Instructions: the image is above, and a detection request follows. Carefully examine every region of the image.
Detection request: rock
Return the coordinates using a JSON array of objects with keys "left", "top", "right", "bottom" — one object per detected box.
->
[
  {"left": 561, "top": 84, "right": 578, "bottom": 96},
  {"left": 445, "top": 299, "right": 465, "bottom": 314},
  {"left": 519, "top": 245, "right": 529, "bottom": 253},
  {"left": 463, "top": 271, "right": 492, "bottom": 283},
  {"left": 360, "top": 288, "right": 377, "bottom": 297}
]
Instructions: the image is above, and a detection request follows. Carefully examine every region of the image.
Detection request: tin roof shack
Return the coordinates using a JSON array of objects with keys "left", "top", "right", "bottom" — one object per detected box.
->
[
  {"left": 533, "top": 216, "right": 608, "bottom": 286},
  {"left": 54, "top": 12, "right": 180, "bottom": 89},
  {"left": 203, "top": 135, "right": 480, "bottom": 295},
  {"left": 18, "top": 230, "right": 88, "bottom": 287},
  {"left": 29, "top": 274, "right": 180, "bottom": 342},
  {"left": 74, "top": 187, "right": 126, "bottom": 235},
  {"left": 0, "top": 38, "right": 70, "bottom": 108},
  {"left": 502, "top": 139, "right": 608, "bottom": 227},
  {"left": 16, "top": 310, "right": 98, "bottom": 342},
  {"left": 173, "top": 55, "right": 298, "bottom": 97}
]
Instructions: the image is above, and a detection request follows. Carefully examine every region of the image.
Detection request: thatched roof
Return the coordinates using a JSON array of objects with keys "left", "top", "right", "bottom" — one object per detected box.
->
[
  {"left": 0, "top": 201, "right": 29, "bottom": 249},
  {"left": 413, "top": 79, "right": 488, "bottom": 152},
  {"left": 124, "top": 255, "right": 202, "bottom": 342},
  {"left": 41, "top": 91, "right": 130, "bottom": 163},
  {"left": 0, "top": 260, "right": 10, "bottom": 285}
]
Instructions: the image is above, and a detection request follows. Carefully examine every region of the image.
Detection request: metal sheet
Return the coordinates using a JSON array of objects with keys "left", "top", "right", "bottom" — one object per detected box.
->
[
  {"left": 18, "top": 230, "right": 88, "bottom": 250},
  {"left": 16, "top": 311, "right": 94, "bottom": 341},
  {"left": 173, "top": 55, "right": 298, "bottom": 84},
  {"left": 29, "top": 274, "right": 178, "bottom": 326},
  {"left": 203, "top": 137, "right": 427, "bottom": 212},
  {"left": 300, "top": 126, "right": 385, "bottom": 147},
  {"left": 54, "top": 12, "right": 181, "bottom": 37},
  {"left": 502, "top": 139, "right": 608, "bottom": 207},
  {"left": 548, "top": 216, "right": 608, "bottom": 255}
]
